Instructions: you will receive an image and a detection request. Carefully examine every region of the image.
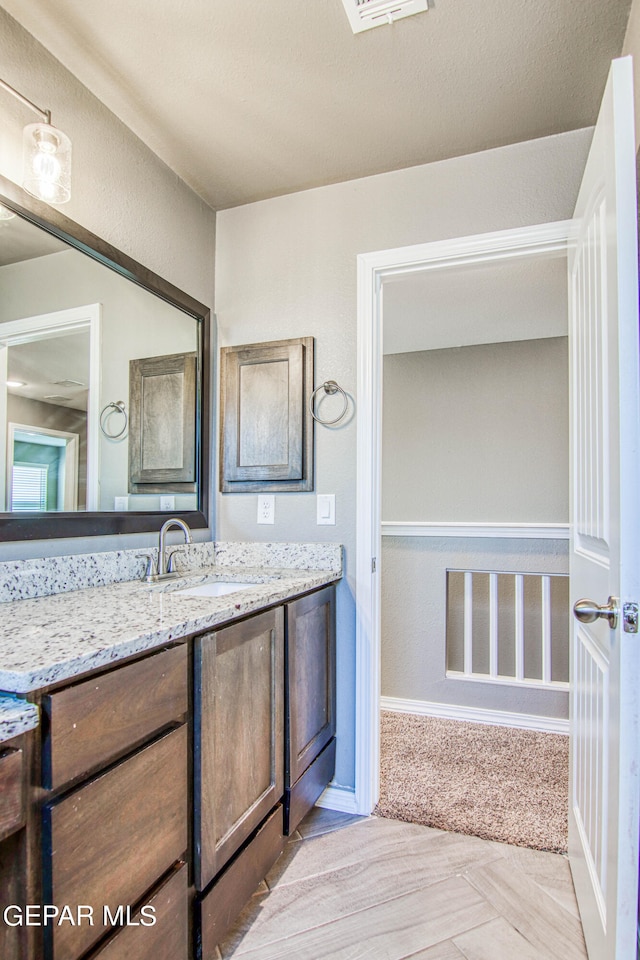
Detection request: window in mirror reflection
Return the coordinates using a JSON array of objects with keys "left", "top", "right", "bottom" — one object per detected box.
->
[{"left": 0, "top": 212, "right": 200, "bottom": 513}]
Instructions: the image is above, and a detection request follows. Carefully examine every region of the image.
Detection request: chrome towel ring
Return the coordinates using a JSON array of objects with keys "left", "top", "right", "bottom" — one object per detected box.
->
[
  {"left": 100, "top": 400, "right": 128, "bottom": 439},
  {"left": 309, "top": 380, "right": 348, "bottom": 425}
]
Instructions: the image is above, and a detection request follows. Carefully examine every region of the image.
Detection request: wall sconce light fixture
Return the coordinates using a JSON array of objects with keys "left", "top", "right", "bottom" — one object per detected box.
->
[{"left": 0, "top": 78, "right": 72, "bottom": 204}]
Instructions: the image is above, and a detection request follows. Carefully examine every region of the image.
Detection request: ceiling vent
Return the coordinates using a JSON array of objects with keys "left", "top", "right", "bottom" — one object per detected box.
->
[
  {"left": 341, "top": 0, "right": 429, "bottom": 33},
  {"left": 53, "top": 378, "right": 86, "bottom": 388},
  {"left": 44, "top": 394, "right": 71, "bottom": 403}
]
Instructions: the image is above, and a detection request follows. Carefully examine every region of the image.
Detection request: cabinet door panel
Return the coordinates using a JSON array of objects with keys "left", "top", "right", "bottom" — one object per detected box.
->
[
  {"left": 44, "top": 725, "right": 188, "bottom": 960},
  {"left": 196, "top": 608, "right": 284, "bottom": 891},
  {"left": 286, "top": 586, "right": 336, "bottom": 786}
]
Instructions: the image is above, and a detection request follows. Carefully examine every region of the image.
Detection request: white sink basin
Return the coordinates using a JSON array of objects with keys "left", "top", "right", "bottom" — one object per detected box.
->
[{"left": 176, "top": 581, "right": 256, "bottom": 599}]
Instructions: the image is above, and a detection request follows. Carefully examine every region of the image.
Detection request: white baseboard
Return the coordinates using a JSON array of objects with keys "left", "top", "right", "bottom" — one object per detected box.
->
[
  {"left": 315, "top": 783, "right": 360, "bottom": 813},
  {"left": 380, "top": 696, "right": 569, "bottom": 735}
]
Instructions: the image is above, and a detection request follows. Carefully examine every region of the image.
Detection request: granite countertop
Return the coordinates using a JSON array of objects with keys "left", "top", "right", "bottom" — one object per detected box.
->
[
  {"left": 0, "top": 564, "right": 340, "bottom": 695},
  {"left": 0, "top": 694, "right": 39, "bottom": 742}
]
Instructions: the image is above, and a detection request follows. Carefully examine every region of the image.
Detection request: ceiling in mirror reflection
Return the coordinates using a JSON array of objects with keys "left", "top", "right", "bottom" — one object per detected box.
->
[
  {"left": 8, "top": 330, "right": 89, "bottom": 409},
  {"left": 0, "top": 211, "right": 201, "bottom": 514},
  {"left": 0, "top": 214, "right": 68, "bottom": 265}
]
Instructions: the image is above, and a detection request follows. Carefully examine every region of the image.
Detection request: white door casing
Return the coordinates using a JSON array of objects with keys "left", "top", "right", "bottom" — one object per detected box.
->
[
  {"left": 0, "top": 304, "right": 101, "bottom": 511},
  {"left": 352, "top": 219, "right": 572, "bottom": 816},
  {"left": 568, "top": 56, "right": 640, "bottom": 960}
]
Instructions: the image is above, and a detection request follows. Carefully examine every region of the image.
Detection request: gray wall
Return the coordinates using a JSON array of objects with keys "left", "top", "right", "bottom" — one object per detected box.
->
[
  {"left": 381, "top": 536, "right": 569, "bottom": 719},
  {"left": 0, "top": 9, "right": 216, "bottom": 560},
  {"left": 383, "top": 337, "right": 569, "bottom": 523},
  {"left": 215, "top": 128, "right": 591, "bottom": 788}
]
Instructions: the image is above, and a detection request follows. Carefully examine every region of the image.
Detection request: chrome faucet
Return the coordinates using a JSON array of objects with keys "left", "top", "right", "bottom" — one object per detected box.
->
[{"left": 158, "top": 517, "right": 192, "bottom": 578}]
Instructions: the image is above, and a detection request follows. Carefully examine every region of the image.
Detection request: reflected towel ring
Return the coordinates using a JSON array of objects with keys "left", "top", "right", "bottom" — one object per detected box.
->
[
  {"left": 100, "top": 400, "right": 128, "bottom": 439},
  {"left": 309, "top": 380, "right": 348, "bottom": 425}
]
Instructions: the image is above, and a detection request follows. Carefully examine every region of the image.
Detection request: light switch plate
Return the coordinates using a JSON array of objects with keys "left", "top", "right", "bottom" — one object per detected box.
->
[
  {"left": 317, "top": 494, "right": 336, "bottom": 525},
  {"left": 160, "top": 495, "right": 175, "bottom": 511},
  {"left": 257, "top": 495, "right": 275, "bottom": 524},
  {"left": 114, "top": 496, "right": 128, "bottom": 511}
]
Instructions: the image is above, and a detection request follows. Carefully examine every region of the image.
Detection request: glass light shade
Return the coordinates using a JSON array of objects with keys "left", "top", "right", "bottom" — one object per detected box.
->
[{"left": 22, "top": 121, "right": 72, "bottom": 204}]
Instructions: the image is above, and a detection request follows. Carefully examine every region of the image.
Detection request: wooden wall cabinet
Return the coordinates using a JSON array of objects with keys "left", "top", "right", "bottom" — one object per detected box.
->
[
  {"left": 129, "top": 351, "right": 198, "bottom": 493},
  {"left": 219, "top": 337, "right": 314, "bottom": 493},
  {"left": 284, "top": 585, "right": 336, "bottom": 834}
]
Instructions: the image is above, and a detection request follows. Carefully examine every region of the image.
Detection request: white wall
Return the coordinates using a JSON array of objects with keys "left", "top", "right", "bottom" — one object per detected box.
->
[
  {"left": 0, "top": 9, "right": 216, "bottom": 560},
  {"left": 215, "top": 127, "right": 592, "bottom": 789}
]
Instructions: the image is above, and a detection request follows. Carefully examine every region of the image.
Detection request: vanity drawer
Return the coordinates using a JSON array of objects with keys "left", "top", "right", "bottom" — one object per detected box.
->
[
  {"left": 43, "top": 724, "right": 188, "bottom": 960},
  {"left": 0, "top": 747, "right": 25, "bottom": 842},
  {"left": 43, "top": 643, "right": 188, "bottom": 789},
  {"left": 88, "top": 862, "right": 189, "bottom": 960}
]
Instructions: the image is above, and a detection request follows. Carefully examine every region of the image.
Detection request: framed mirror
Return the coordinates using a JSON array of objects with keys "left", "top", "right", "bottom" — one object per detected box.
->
[{"left": 0, "top": 175, "right": 210, "bottom": 541}]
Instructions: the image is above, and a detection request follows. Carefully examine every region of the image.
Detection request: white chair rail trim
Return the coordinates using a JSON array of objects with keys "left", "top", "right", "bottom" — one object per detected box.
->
[{"left": 381, "top": 521, "right": 570, "bottom": 539}]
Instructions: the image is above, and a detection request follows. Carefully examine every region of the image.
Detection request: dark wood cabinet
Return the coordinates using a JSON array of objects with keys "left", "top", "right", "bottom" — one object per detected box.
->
[
  {"left": 285, "top": 585, "right": 336, "bottom": 834},
  {"left": 6, "top": 580, "right": 338, "bottom": 960},
  {"left": 44, "top": 724, "right": 188, "bottom": 960},
  {"left": 194, "top": 608, "right": 284, "bottom": 892},
  {"left": 0, "top": 732, "right": 30, "bottom": 960}
]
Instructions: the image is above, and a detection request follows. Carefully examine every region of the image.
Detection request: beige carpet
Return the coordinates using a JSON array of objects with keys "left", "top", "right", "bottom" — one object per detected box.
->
[{"left": 375, "top": 710, "right": 569, "bottom": 853}]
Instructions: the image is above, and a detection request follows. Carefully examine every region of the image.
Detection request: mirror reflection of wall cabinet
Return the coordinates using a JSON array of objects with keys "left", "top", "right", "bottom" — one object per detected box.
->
[{"left": 0, "top": 176, "right": 211, "bottom": 541}]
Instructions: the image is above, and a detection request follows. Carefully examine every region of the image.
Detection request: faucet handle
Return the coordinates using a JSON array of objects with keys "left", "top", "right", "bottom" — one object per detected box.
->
[
  {"left": 166, "top": 547, "right": 184, "bottom": 574},
  {"left": 136, "top": 552, "right": 158, "bottom": 582}
]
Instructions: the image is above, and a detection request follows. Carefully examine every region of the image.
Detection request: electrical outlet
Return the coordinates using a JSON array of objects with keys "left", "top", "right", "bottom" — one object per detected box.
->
[
  {"left": 257, "top": 495, "right": 275, "bottom": 524},
  {"left": 160, "top": 495, "right": 175, "bottom": 511},
  {"left": 114, "top": 496, "right": 128, "bottom": 511}
]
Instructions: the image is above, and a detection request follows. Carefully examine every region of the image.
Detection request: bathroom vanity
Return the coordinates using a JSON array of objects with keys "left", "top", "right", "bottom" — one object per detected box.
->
[{"left": 0, "top": 543, "right": 340, "bottom": 960}]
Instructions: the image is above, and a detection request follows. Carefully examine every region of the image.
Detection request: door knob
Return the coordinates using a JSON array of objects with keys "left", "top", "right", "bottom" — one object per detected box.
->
[{"left": 573, "top": 596, "right": 619, "bottom": 629}]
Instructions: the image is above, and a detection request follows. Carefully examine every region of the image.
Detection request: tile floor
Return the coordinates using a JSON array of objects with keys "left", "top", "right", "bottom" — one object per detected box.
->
[{"left": 218, "top": 808, "right": 587, "bottom": 960}]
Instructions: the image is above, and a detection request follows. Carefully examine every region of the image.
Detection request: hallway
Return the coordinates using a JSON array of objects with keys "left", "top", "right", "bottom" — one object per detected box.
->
[{"left": 218, "top": 808, "right": 586, "bottom": 960}]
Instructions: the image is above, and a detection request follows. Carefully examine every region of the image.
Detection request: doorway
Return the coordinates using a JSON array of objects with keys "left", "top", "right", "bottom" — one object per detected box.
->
[
  {"left": 376, "top": 247, "right": 572, "bottom": 850},
  {"left": 353, "top": 219, "right": 572, "bottom": 816},
  {"left": 7, "top": 423, "right": 80, "bottom": 511}
]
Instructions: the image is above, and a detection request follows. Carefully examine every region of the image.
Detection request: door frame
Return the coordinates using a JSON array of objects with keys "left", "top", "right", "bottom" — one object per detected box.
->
[
  {"left": 353, "top": 218, "right": 572, "bottom": 815},
  {"left": 0, "top": 304, "right": 101, "bottom": 510},
  {"left": 7, "top": 422, "right": 80, "bottom": 511}
]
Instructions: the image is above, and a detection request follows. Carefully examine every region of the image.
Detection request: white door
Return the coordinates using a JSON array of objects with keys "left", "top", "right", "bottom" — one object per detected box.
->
[{"left": 568, "top": 56, "right": 640, "bottom": 960}]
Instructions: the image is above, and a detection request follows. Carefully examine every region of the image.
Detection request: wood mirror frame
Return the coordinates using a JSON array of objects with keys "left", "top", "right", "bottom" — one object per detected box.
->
[{"left": 0, "top": 175, "right": 211, "bottom": 541}]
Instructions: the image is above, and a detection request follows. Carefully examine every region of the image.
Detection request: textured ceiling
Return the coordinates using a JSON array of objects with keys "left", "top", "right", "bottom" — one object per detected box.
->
[{"left": 0, "top": 0, "right": 631, "bottom": 210}]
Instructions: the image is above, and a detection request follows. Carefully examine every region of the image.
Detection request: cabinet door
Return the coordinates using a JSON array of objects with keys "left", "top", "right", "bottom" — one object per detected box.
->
[
  {"left": 286, "top": 586, "right": 336, "bottom": 786},
  {"left": 195, "top": 608, "right": 284, "bottom": 891}
]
